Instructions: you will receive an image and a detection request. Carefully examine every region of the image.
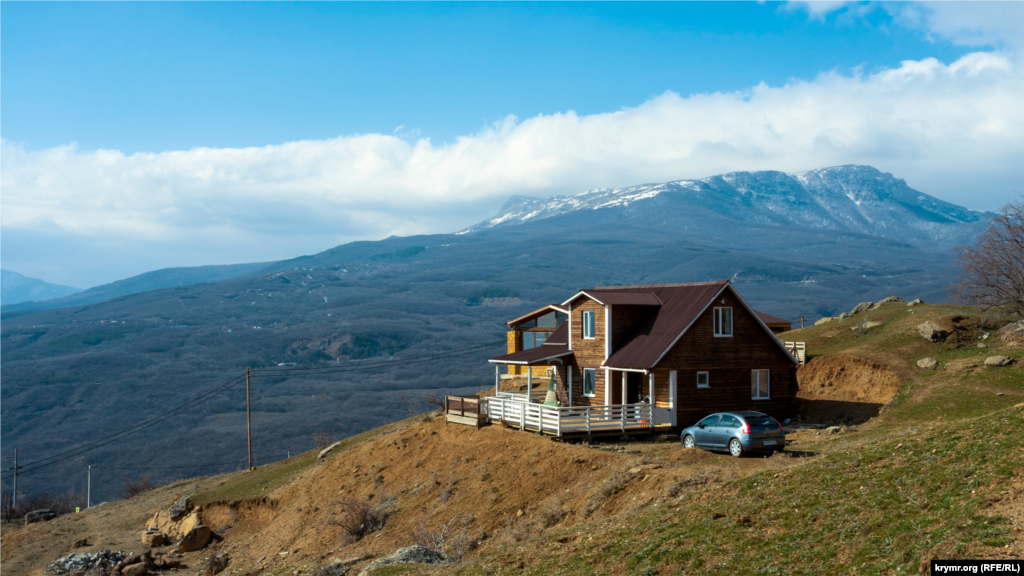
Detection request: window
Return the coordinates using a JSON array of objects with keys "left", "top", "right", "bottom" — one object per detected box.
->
[
  {"left": 698, "top": 415, "right": 720, "bottom": 428},
  {"left": 696, "top": 371, "right": 709, "bottom": 388},
  {"left": 714, "top": 307, "right": 733, "bottom": 337},
  {"left": 583, "top": 310, "right": 596, "bottom": 339},
  {"left": 752, "top": 369, "right": 770, "bottom": 399},
  {"left": 583, "top": 368, "right": 596, "bottom": 397},
  {"left": 719, "top": 415, "right": 740, "bottom": 428}
]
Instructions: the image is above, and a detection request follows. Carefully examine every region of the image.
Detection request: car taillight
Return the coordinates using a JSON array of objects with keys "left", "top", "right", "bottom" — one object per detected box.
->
[
  {"left": 772, "top": 417, "right": 784, "bottom": 431},
  {"left": 740, "top": 420, "right": 751, "bottom": 434}
]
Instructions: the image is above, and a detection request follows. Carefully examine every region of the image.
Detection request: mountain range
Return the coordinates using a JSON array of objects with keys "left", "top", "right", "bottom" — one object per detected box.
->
[
  {"left": 0, "top": 164, "right": 992, "bottom": 501},
  {"left": 0, "top": 270, "right": 82, "bottom": 306}
]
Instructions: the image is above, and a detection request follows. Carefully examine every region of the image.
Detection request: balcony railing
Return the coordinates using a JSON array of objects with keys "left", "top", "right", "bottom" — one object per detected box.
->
[{"left": 485, "top": 393, "right": 652, "bottom": 437}]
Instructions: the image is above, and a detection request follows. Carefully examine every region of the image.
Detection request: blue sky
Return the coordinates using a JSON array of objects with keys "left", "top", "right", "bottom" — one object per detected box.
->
[
  {"left": 3, "top": 2, "right": 974, "bottom": 152},
  {"left": 2, "top": 2, "right": 1022, "bottom": 288}
]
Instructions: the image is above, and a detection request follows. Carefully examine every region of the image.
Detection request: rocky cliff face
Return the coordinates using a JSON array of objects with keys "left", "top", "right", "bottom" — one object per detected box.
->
[{"left": 461, "top": 165, "right": 989, "bottom": 248}]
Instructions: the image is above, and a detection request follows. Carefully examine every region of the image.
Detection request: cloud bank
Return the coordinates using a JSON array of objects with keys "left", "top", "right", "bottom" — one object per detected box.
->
[{"left": 3, "top": 49, "right": 1023, "bottom": 287}]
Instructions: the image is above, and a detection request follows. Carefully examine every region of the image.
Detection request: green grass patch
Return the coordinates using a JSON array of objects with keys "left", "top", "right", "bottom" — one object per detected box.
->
[{"left": 480, "top": 407, "right": 1023, "bottom": 576}]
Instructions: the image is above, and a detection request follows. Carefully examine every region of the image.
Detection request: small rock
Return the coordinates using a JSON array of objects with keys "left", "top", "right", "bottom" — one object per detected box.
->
[
  {"left": 318, "top": 440, "right": 344, "bottom": 462},
  {"left": 849, "top": 302, "right": 874, "bottom": 315},
  {"left": 26, "top": 509, "right": 56, "bottom": 524},
  {"left": 917, "top": 358, "right": 938, "bottom": 370},
  {"left": 168, "top": 493, "right": 193, "bottom": 521},
  {"left": 814, "top": 317, "right": 837, "bottom": 325},
  {"left": 72, "top": 538, "right": 88, "bottom": 549},
  {"left": 359, "top": 545, "right": 450, "bottom": 573},
  {"left": 907, "top": 298, "right": 924, "bottom": 306},
  {"left": 123, "top": 563, "right": 149, "bottom": 576},
  {"left": 985, "top": 356, "right": 1013, "bottom": 367},
  {"left": 918, "top": 321, "right": 949, "bottom": 343},
  {"left": 870, "top": 296, "right": 904, "bottom": 310},
  {"left": 852, "top": 321, "right": 882, "bottom": 331},
  {"left": 516, "top": 509, "right": 524, "bottom": 517},
  {"left": 825, "top": 426, "right": 842, "bottom": 435},
  {"left": 141, "top": 529, "right": 166, "bottom": 547}
]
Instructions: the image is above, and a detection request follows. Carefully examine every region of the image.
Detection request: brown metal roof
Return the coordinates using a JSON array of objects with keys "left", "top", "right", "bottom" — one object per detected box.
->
[
  {"left": 755, "top": 311, "right": 792, "bottom": 327},
  {"left": 543, "top": 323, "right": 569, "bottom": 345},
  {"left": 599, "top": 281, "right": 730, "bottom": 370},
  {"left": 488, "top": 344, "right": 573, "bottom": 365},
  {"left": 505, "top": 304, "right": 568, "bottom": 327},
  {"left": 578, "top": 290, "right": 662, "bottom": 306}
]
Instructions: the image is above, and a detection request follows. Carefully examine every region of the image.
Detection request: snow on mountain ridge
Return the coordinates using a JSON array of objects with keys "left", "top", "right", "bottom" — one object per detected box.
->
[{"left": 460, "top": 165, "right": 989, "bottom": 247}]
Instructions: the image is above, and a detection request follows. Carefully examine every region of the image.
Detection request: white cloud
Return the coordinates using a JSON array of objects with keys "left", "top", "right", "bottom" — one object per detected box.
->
[
  {"left": 788, "top": 1, "right": 1024, "bottom": 48},
  {"left": 3, "top": 50, "right": 1023, "bottom": 287}
]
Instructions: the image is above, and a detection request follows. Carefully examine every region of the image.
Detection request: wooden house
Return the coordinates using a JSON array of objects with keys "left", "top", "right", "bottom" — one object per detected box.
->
[
  {"left": 503, "top": 304, "right": 568, "bottom": 378},
  {"left": 483, "top": 280, "right": 801, "bottom": 436}
]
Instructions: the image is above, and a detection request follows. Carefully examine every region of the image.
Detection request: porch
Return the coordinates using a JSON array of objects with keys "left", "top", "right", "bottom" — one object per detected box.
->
[{"left": 485, "top": 392, "right": 654, "bottom": 437}]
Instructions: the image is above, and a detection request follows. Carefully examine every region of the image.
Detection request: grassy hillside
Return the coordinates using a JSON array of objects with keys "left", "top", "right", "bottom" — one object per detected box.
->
[{"left": 3, "top": 303, "right": 1020, "bottom": 576}]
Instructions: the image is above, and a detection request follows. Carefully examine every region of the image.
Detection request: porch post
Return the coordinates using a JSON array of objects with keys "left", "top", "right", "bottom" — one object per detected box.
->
[
  {"left": 621, "top": 371, "right": 627, "bottom": 405},
  {"left": 527, "top": 369, "right": 533, "bottom": 403},
  {"left": 495, "top": 364, "right": 500, "bottom": 396}
]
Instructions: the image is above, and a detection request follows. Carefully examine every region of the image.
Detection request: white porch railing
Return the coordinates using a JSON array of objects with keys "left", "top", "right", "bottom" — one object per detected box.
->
[
  {"left": 486, "top": 393, "right": 653, "bottom": 437},
  {"left": 783, "top": 341, "right": 807, "bottom": 364}
]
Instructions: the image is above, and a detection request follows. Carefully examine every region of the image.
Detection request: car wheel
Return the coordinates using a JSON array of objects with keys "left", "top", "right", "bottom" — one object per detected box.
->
[
  {"left": 682, "top": 435, "right": 696, "bottom": 449},
  {"left": 729, "top": 438, "right": 744, "bottom": 457}
]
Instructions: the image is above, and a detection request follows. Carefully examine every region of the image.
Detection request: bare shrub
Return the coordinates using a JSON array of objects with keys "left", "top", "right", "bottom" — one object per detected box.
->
[
  {"left": 537, "top": 498, "right": 566, "bottom": 528},
  {"left": 328, "top": 497, "right": 394, "bottom": 541},
  {"left": 420, "top": 390, "right": 447, "bottom": 412},
  {"left": 665, "top": 471, "right": 713, "bottom": 499},
  {"left": 410, "top": 514, "right": 475, "bottom": 561},
  {"left": 202, "top": 554, "right": 230, "bottom": 576},
  {"left": 122, "top": 476, "right": 152, "bottom": 499},
  {"left": 952, "top": 195, "right": 1024, "bottom": 316},
  {"left": 312, "top": 430, "right": 336, "bottom": 451},
  {"left": 583, "top": 470, "right": 632, "bottom": 518},
  {"left": 509, "top": 518, "right": 534, "bottom": 542}
]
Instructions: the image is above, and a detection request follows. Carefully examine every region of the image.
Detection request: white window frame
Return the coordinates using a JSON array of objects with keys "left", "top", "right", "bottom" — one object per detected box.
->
[
  {"left": 696, "top": 371, "right": 710, "bottom": 388},
  {"left": 713, "top": 307, "right": 733, "bottom": 337},
  {"left": 582, "top": 310, "right": 596, "bottom": 340},
  {"left": 582, "top": 368, "right": 597, "bottom": 397},
  {"left": 752, "top": 369, "right": 770, "bottom": 399}
]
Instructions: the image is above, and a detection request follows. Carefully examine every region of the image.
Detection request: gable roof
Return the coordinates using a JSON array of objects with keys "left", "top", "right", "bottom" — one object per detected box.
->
[
  {"left": 562, "top": 290, "right": 662, "bottom": 306},
  {"left": 505, "top": 304, "right": 568, "bottom": 327},
  {"left": 755, "top": 311, "right": 792, "bottom": 328},
  {"left": 575, "top": 280, "right": 797, "bottom": 370}
]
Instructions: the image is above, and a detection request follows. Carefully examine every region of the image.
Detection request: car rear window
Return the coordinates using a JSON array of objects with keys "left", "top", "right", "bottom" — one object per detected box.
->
[{"left": 745, "top": 416, "right": 776, "bottom": 427}]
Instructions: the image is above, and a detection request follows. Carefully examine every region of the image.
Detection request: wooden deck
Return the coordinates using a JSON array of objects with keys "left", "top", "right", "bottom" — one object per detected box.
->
[
  {"left": 485, "top": 393, "right": 654, "bottom": 437},
  {"left": 444, "top": 395, "right": 487, "bottom": 428},
  {"left": 783, "top": 341, "right": 807, "bottom": 364}
]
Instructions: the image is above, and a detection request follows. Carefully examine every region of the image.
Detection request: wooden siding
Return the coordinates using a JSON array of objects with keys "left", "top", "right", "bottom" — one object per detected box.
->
[
  {"left": 655, "top": 289, "right": 796, "bottom": 426},
  {"left": 569, "top": 297, "right": 607, "bottom": 406}
]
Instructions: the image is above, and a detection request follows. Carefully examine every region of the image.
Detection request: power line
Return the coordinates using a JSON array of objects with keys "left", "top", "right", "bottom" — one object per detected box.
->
[
  {"left": 2, "top": 340, "right": 506, "bottom": 482},
  {"left": 1, "top": 375, "right": 246, "bottom": 481}
]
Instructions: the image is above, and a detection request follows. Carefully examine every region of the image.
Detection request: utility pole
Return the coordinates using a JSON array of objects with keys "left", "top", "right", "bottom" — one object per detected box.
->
[
  {"left": 246, "top": 368, "right": 253, "bottom": 470},
  {"left": 3, "top": 449, "right": 19, "bottom": 510},
  {"left": 801, "top": 315, "right": 805, "bottom": 329},
  {"left": 87, "top": 466, "right": 92, "bottom": 508}
]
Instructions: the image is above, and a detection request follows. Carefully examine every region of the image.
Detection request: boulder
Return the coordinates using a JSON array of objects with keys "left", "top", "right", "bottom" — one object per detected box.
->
[
  {"left": 320, "top": 555, "right": 372, "bottom": 576},
  {"left": 917, "top": 358, "right": 939, "bottom": 370},
  {"left": 358, "top": 546, "right": 450, "bottom": 575},
  {"left": 146, "top": 510, "right": 174, "bottom": 534},
  {"left": 870, "top": 296, "right": 904, "bottom": 310},
  {"left": 985, "top": 356, "right": 1014, "bottom": 367},
  {"left": 998, "top": 321, "right": 1024, "bottom": 347},
  {"left": 849, "top": 302, "right": 874, "bottom": 315},
  {"left": 824, "top": 426, "right": 842, "bottom": 435},
  {"left": 176, "top": 525, "right": 214, "bottom": 553},
  {"left": 168, "top": 494, "right": 193, "bottom": 521},
  {"left": 318, "top": 440, "right": 344, "bottom": 462},
  {"left": 178, "top": 511, "right": 202, "bottom": 536},
  {"left": 72, "top": 537, "right": 89, "bottom": 548},
  {"left": 907, "top": 298, "right": 924, "bottom": 306},
  {"left": 142, "top": 529, "right": 166, "bottom": 547},
  {"left": 838, "top": 312, "right": 852, "bottom": 321},
  {"left": 122, "top": 562, "right": 149, "bottom": 576},
  {"left": 25, "top": 509, "right": 56, "bottom": 524},
  {"left": 918, "top": 321, "right": 949, "bottom": 343},
  {"left": 852, "top": 321, "right": 882, "bottom": 331},
  {"left": 814, "top": 317, "right": 837, "bottom": 326}
]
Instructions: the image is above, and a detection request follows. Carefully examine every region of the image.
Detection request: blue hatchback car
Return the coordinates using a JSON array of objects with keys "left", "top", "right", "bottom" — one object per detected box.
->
[{"left": 680, "top": 411, "right": 786, "bottom": 457}]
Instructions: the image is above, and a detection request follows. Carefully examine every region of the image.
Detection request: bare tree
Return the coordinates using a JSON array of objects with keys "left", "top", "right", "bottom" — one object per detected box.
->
[{"left": 952, "top": 195, "right": 1024, "bottom": 316}]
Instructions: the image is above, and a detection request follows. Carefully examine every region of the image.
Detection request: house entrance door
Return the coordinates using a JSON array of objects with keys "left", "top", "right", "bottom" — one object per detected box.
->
[{"left": 651, "top": 371, "right": 677, "bottom": 427}]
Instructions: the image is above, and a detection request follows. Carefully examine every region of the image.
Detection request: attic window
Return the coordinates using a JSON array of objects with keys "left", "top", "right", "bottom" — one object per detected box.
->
[
  {"left": 714, "top": 307, "right": 733, "bottom": 337},
  {"left": 696, "top": 371, "right": 709, "bottom": 388}
]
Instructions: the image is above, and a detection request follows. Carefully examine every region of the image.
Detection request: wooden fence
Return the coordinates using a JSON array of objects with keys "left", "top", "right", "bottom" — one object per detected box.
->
[
  {"left": 784, "top": 341, "right": 807, "bottom": 364},
  {"left": 485, "top": 394, "right": 653, "bottom": 437}
]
